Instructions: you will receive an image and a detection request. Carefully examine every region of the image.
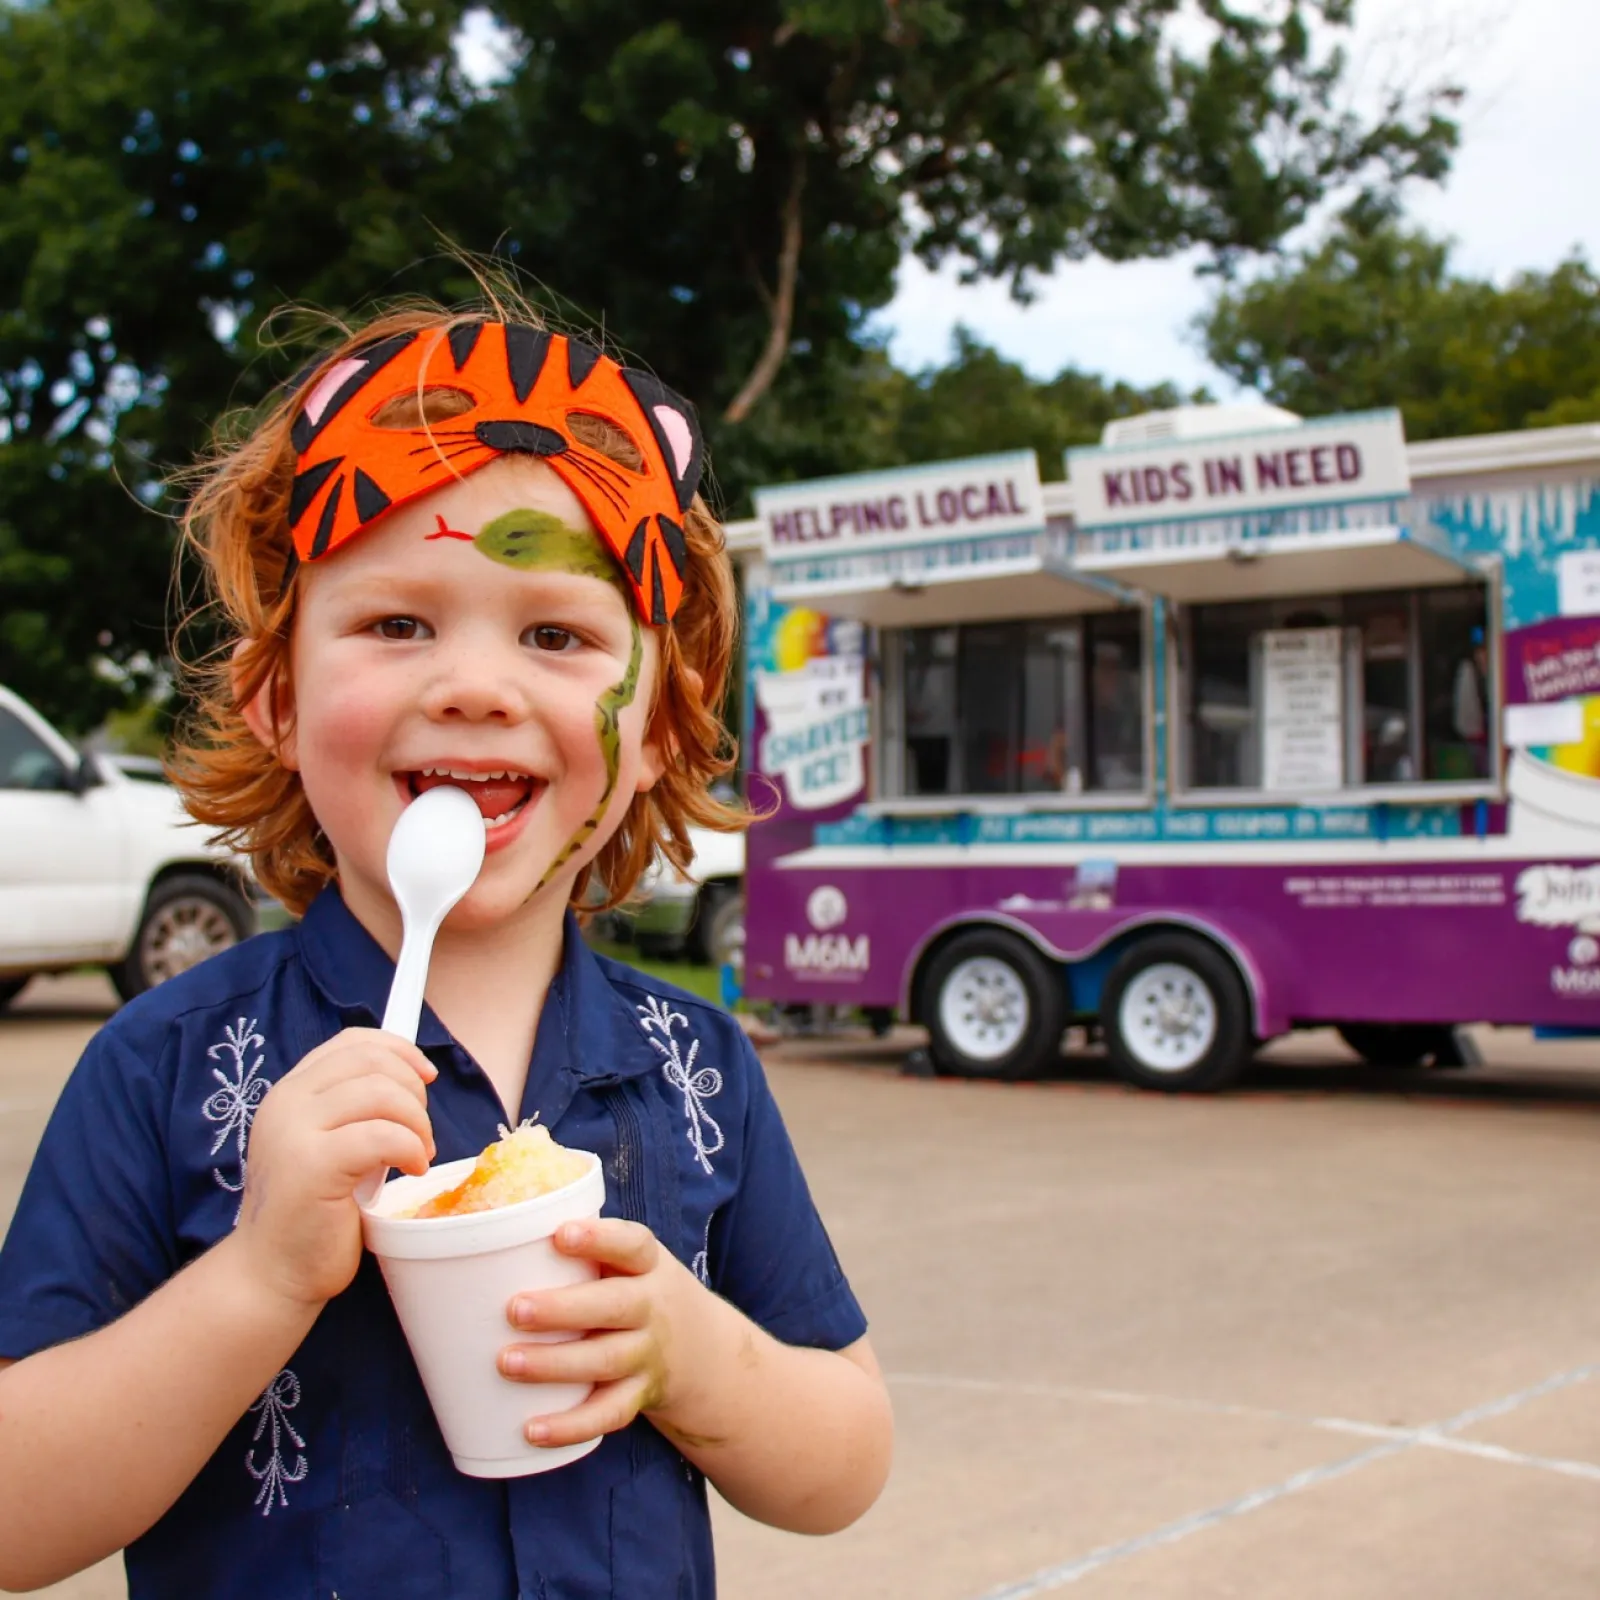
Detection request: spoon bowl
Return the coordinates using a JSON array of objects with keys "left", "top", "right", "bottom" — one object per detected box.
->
[{"left": 380, "top": 784, "right": 488, "bottom": 1042}]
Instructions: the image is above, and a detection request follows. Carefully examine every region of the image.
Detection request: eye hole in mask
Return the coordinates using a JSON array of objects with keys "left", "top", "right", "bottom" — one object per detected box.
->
[
  {"left": 565, "top": 411, "right": 645, "bottom": 473},
  {"left": 369, "top": 386, "right": 478, "bottom": 429}
]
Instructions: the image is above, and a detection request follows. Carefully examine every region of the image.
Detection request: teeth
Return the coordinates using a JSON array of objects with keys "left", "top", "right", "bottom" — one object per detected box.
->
[{"left": 420, "top": 765, "right": 527, "bottom": 781}]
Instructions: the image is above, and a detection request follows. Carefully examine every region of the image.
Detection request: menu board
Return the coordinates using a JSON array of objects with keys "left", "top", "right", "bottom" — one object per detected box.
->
[{"left": 1260, "top": 628, "right": 1344, "bottom": 792}]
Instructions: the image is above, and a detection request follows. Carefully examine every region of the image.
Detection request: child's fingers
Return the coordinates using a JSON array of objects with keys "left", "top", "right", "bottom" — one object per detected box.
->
[
  {"left": 507, "top": 1277, "right": 647, "bottom": 1334},
  {"left": 291, "top": 1030, "right": 437, "bottom": 1094},
  {"left": 521, "top": 1373, "right": 653, "bottom": 1450},
  {"left": 327, "top": 1120, "right": 433, "bottom": 1183},
  {"left": 316, "top": 1076, "right": 435, "bottom": 1156},
  {"left": 499, "top": 1328, "right": 651, "bottom": 1388},
  {"left": 550, "top": 1218, "right": 658, "bottom": 1275}
]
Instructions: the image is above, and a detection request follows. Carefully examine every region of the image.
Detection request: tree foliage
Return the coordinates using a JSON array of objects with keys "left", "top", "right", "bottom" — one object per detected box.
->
[
  {"left": 1200, "top": 207, "right": 1600, "bottom": 438},
  {"left": 0, "top": 0, "right": 1460, "bottom": 729}
]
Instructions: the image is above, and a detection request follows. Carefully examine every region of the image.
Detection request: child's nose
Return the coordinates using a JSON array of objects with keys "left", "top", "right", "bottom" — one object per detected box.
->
[{"left": 420, "top": 655, "right": 534, "bottom": 724}]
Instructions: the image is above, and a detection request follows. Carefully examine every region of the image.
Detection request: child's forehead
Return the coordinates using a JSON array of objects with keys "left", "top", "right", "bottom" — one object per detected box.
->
[{"left": 420, "top": 456, "right": 598, "bottom": 536}]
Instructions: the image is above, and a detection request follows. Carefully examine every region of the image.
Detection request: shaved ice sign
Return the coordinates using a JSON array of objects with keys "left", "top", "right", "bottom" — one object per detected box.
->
[{"left": 756, "top": 656, "right": 868, "bottom": 810}]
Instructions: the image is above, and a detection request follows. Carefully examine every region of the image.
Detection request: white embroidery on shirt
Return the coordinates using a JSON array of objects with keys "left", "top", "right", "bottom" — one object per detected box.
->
[
  {"left": 636, "top": 995, "right": 723, "bottom": 1175},
  {"left": 246, "top": 1369, "right": 307, "bottom": 1515},
  {"left": 202, "top": 1016, "right": 269, "bottom": 1221},
  {"left": 692, "top": 1211, "right": 714, "bottom": 1285}
]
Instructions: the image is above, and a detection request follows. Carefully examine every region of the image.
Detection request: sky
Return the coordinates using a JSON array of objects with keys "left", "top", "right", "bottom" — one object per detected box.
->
[{"left": 879, "top": 0, "right": 1600, "bottom": 394}]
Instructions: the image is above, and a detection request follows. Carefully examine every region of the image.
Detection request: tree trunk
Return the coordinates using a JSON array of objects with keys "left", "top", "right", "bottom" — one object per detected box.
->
[{"left": 723, "top": 154, "right": 806, "bottom": 424}]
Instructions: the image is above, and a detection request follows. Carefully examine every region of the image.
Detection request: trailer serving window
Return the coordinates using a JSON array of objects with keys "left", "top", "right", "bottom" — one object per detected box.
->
[
  {"left": 881, "top": 610, "right": 1147, "bottom": 799},
  {"left": 1179, "top": 582, "right": 1494, "bottom": 795}
]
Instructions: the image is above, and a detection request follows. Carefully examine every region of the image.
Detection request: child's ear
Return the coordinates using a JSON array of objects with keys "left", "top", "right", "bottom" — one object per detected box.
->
[
  {"left": 233, "top": 644, "right": 300, "bottom": 771},
  {"left": 635, "top": 665, "right": 703, "bottom": 794}
]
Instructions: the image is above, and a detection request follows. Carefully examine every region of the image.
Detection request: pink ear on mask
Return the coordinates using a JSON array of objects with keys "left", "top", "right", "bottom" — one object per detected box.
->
[
  {"left": 303, "top": 358, "right": 369, "bottom": 426},
  {"left": 652, "top": 404, "right": 695, "bottom": 480}
]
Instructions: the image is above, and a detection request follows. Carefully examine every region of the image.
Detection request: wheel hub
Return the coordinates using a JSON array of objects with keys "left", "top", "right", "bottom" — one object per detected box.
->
[
  {"left": 1119, "top": 962, "right": 1218, "bottom": 1074},
  {"left": 141, "top": 897, "right": 239, "bottom": 984},
  {"left": 938, "top": 956, "right": 1031, "bottom": 1063}
]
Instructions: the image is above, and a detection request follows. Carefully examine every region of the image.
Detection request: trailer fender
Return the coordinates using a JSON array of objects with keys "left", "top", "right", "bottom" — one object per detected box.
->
[{"left": 902, "top": 909, "right": 1288, "bottom": 1041}]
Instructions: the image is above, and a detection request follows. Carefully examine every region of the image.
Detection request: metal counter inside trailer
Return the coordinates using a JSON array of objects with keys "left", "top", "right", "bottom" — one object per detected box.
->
[{"left": 730, "top": 407, "right": 1600, "bottom": 1090}]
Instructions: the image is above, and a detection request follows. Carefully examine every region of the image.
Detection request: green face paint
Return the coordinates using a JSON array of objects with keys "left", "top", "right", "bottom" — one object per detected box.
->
[
  {"left": 468, "top": 506, "right": 646, "bottom": 895},
  {"left": 475, "top": 509, "right": 621, "bottom": 586},
  {"left": 534, "top": 611, "right": 642, "bottom": 893}
]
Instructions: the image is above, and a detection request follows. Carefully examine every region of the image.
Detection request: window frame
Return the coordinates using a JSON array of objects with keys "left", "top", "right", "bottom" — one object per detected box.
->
[
  {"left": 866, "top": 602, "right": 1158, "bottom": 816},
  {"left": 1165, "top": 563, "right": 1505, "bottom": 809}
]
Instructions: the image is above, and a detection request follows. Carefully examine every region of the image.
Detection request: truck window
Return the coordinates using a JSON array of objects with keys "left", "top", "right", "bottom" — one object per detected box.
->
[
  {"left": 1182, "top": 582, "right": 1491, "bottom": 792},
  {"left": 888, "top": 610, "right": 1145, "bottom": 799},
  {"left": 0, "top": 708, "right": 70, "bottom": 792}
]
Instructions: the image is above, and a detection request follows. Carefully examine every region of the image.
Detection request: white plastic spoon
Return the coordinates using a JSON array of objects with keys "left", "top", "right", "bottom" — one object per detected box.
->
[{"left": 357, "top": 783, "right": 487, "bottom": 1206}]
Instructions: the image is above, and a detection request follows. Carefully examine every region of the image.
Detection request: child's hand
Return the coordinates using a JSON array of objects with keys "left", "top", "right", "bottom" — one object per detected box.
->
[
  {"left": 232, "top": 1028, "right": 437, "bottom": 1310},
  {"left": 498, "top": 1220, "right": 699, "bottom": 1449}
]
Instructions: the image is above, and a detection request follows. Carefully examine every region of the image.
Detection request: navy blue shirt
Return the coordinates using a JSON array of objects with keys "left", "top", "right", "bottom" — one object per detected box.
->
[{"left": 0, "top": 889, "right": 866, "bottom": 1598}]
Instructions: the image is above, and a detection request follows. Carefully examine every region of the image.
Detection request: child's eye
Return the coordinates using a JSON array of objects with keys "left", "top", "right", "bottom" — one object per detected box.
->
[
  {"left": 526, "top": 625, "right": 580, "bottom": 653},
  {"left": 374, "top": 616, "right": 430, "bottom": 641}
]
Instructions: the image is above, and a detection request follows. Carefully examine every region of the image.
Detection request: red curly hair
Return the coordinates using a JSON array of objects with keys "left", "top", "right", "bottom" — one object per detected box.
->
[{"left": 169, "top": 293, "right": 746, "bottom": 918}]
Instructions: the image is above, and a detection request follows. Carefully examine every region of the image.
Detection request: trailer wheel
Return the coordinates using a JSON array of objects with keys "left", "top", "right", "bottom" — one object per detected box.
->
[
  {"left": 921, "top": 930, "right": 1067, "bottom": 1081},
  {"left": 1101, "top": 933, "right": 1251, "bottom": 1092},
  {"left": 1337, "top": 1024, "right": 1462, "bottom": 1068}
]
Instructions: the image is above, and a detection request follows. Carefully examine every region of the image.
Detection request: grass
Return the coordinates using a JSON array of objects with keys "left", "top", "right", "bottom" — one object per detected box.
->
[
  {"left": 252, "top": 902, "right": 729, "bottom": 1008},
  {"left": 583, "top": 938, "right": 726, "bottom": 1006}
]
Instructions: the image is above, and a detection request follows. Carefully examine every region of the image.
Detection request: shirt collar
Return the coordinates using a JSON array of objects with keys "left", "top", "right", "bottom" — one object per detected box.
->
[{"left": 293, "top": 886, "right": 657, "bottom": 1086}]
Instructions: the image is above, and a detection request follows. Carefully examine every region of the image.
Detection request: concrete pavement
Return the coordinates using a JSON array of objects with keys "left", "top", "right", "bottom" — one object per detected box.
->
[{"left": 4, "top": 974, "right": 1600, "bottom": 1596}]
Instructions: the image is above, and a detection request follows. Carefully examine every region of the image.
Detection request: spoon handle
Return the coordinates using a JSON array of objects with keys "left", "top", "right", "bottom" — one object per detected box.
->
[
  {"left": 382, "top": 912, "right": 437, "bottom": 1043},
  {"left": 356, "top": 913, "right": 437, "bottom": 1207}
]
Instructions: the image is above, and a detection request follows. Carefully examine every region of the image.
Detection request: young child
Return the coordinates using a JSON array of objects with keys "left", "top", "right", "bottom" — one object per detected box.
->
[{"left": 0, "top": 300, "right": 893, "bottom": 1597}]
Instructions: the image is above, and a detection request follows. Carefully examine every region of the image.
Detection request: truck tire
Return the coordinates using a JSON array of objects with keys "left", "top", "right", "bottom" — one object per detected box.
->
[
  {"left": 690, "top": 884, "right": 745, "bottom": 972},
  {"left": 113, "top": 873, "right": 256, "bottom": 1003},
  {"left": 921, "top": 929, "right": 1067, "bottom": 1081},
  {"left": 0, "top": 977, "right": 30, "bottom": 1012},
  {"left": 1101, "top": 933, "right": 1251, "bottom": 1093},
  {"left": 1337, "top": 1023, "right": 1462, "bottom": 1068}
]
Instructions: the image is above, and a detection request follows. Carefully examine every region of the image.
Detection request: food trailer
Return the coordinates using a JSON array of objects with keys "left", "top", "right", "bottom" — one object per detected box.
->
[{"left": 735, "top": 407, "right": 1600, "bottom": 1089}]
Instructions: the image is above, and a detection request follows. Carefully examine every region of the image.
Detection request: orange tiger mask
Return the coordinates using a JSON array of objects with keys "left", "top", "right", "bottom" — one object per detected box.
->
[{"left": 286, "top": 322, "right": 704, "bottom": 624}]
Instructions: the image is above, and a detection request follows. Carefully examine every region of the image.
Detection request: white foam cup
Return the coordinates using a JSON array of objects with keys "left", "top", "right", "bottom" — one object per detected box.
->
[{"left": 360, "top": 1151, "right": 606, "bottom": 1477}]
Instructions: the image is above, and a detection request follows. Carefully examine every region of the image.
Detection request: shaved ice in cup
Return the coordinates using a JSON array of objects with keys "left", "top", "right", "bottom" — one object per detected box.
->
[{"left": 360, "top": 1122, "right": 606, "bottom": 1477}]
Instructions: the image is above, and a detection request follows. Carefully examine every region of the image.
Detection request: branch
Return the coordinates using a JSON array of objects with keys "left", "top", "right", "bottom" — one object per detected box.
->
[{"left": 722, "top": 153, "right": 806, "bottom": 424}]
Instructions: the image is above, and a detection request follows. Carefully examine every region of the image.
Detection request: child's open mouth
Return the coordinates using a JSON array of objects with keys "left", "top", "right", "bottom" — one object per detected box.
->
[{"left": 404, "top": 766, "right": 544, "bottom": 830}]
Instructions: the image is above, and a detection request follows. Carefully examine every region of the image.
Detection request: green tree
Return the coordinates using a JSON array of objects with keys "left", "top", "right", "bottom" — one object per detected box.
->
[
  {"left": 2, "top": 0, "right": 1461, "bottom": 730},
  {"left": 884, "top": 327, "right": 1202, "bottom": 476},
  {"left": 1200, "top": 208, "right": 1600, "bottom": 438},
  {"left": 0, "top": 0, "right": 489, "bottom": 730},
  {"left": 482, "top": 0, "right": 1460, "bottom": 426}
]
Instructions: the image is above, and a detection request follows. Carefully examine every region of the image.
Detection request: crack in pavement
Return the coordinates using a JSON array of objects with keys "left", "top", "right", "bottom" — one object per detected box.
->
[{"left": 882, "top": 1364, "right": 1600, "bottom": 1597}]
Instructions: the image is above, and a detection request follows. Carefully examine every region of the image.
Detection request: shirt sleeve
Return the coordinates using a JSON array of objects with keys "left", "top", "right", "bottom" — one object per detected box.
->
[
  {"left": 709, "top": 1033, "right": 868, "bottom": 1353},
  {"left": 0, "top": 1023, "right": 180, "bottom": 1360}
]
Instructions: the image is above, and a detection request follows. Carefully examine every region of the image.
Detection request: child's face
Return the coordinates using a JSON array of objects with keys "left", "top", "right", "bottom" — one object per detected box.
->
[{"left": 269, "top": 456, "right": 666, "bottom": 932}]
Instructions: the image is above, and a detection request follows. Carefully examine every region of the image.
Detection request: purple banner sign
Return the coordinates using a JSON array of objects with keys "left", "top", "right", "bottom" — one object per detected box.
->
[{"left": 1504, "top": 616, "right": 1600, "bottom": 705}]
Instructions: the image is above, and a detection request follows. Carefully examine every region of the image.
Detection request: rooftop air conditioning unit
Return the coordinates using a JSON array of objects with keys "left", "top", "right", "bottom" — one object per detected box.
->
[{"left": 1101, "top": 403, "right": 1303, "bottom": 448}]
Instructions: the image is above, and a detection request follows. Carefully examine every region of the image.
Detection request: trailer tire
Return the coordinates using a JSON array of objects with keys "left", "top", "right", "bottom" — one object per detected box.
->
[
  {"left": 1337, "top": 1023, "right": 1461, "bottom": 1068},
  {"left": 921, "top": 929, "right": 1067, "bottom": 1081},
  {"left": 1101, "top": 933, "right": 1251, "bottom": 1093}
]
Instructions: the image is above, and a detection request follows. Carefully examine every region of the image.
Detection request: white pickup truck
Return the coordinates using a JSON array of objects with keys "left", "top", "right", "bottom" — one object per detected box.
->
[{"left": 0, "top": 685, "right": 256, "bottom": 1011}]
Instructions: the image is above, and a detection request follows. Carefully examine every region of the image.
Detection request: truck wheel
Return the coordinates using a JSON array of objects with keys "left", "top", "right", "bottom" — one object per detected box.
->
[
  {"left": 691, "top": 884, "right": 745, "bottom": 972},
  {"left": 0, "top": 977, "right": 30, "bottom": 1012},
  {"left": 1337, "top": 1024, "right": 1461, "bottom": 1068},
  {"left": 113, "top": 874, "right": 256, "bottom": 1003},
  {"left": 921, "top": 930, "right": 1067, "bottom": 1081},
  {"left": 1101, "top": 933, "right": 1251, "bottom": 1092}
]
